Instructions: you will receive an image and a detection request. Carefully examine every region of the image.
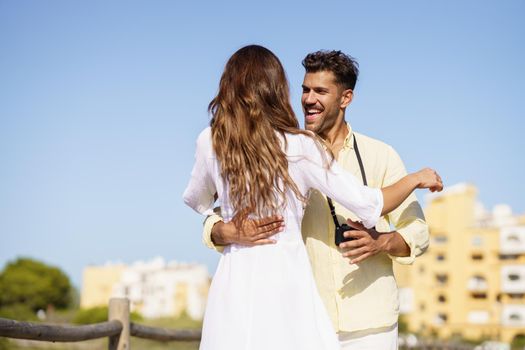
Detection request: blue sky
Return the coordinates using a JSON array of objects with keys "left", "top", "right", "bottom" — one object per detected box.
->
[{"left": 1, "top": 0, "right": 524, "bottom": 287}]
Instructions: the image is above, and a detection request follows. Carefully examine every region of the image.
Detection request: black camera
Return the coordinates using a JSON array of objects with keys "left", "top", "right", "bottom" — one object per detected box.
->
[{"left": 335, "top": 223, "right": 356, "bottom": 246}]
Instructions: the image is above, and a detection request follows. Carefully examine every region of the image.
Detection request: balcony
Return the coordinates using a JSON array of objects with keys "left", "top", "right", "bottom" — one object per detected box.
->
[
  {"left": 433, "top": 313, "right": 448, "bottom": 326},
  {"left": 501, "top": 305, "right": 525, "bottom": 327},
  {"left": 467, "top": 275, "right": 488, "bottom": 291},
  {"left": 501, "top": 265, "right": 525, "bottom": 293},
  {"left": 468, "top": 310, "right": 490, "bottom": 324},
  {"left": 500, "top": 226, "right": 525, "bottom": 255}
]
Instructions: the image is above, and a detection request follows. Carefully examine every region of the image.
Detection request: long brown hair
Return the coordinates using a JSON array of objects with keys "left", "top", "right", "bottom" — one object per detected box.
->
[{"left": 209, "top": 45, "right": 312, "bottom": 220}]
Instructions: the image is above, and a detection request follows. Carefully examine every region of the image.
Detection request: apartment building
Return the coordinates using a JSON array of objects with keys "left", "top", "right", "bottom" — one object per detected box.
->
[
  {"left": 396, "top": 183, "right": 525, "bottom": 344},
  {"left": 80, "top": 257, "right": 210, "bottom": 320}
]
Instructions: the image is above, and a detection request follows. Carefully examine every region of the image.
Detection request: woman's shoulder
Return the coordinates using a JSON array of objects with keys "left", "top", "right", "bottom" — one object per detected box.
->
[
  {"left": 283, "top": 130, "right": 316, "bottom": 142},
  {"left": 196, "top": 126, "right": 212, "bottom": 146},
  {"left": 195, "top": 127, "right": 214, "bottom": 156},
  {"left": 283, "top": 131, "right": 318, "bottom": 157},
  {"left": 197, "top": 126, "right": 212, "bottom": 142}
]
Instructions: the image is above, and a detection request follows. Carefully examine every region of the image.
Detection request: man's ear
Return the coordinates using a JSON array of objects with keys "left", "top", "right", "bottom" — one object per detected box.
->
[{"left": 340, "top": 89, "right": 353, "bottom": 108}]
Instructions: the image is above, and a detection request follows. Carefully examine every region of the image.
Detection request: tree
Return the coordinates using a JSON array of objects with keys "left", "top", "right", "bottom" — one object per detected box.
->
[{"left": 0, "top": 257, "right": 73, "bottom": 318}]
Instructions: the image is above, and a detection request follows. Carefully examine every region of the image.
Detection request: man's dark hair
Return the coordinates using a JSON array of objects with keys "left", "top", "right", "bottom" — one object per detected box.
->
[{"left": 302, "top": 50, "right": 359, "bottom": 90}]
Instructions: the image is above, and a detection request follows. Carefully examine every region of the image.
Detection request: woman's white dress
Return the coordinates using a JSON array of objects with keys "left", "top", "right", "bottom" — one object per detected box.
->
[{"left": 183, "top": 127, "right": 383, "bottom": 350}]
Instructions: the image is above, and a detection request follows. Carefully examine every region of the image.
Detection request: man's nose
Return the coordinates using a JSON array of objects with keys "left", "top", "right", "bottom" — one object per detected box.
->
[{"left": 303, "top": 91, "right": 316, "bottom": 105}]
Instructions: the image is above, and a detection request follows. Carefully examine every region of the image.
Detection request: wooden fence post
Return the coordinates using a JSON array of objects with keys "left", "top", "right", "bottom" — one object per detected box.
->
[{"left": 108, "top": 298, "right": 130, "bottom": 350}]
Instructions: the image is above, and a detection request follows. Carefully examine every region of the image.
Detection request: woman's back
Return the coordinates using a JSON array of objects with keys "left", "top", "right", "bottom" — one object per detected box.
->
[
  {"left": 186, "top": 127, "right": 382, "bottom": 246},
  {"left": 184, "top": 126, "right": 384, "bottom": 350}
]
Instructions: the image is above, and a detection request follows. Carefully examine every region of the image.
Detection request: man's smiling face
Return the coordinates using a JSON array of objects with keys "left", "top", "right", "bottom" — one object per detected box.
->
[{"left": 301, "top": 70, "right": 347, "bottom": 137}]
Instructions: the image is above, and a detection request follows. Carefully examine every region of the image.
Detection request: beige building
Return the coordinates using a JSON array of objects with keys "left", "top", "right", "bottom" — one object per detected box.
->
[
  {"left": 80, "top": 263, "right": 126, "bottom": 309},
  {"left": 396, "top": 183, "right": 525, "bottom": 344},
  {"left": 80, "top": 257, "right": 210, "bottom": 320}
]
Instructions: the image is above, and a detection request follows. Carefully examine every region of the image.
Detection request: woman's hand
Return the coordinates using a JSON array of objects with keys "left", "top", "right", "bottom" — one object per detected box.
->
[
  {"left": 211, "top": 215, "right": 284, "bottom": 246},
  {"left": 413, "top": 168, "right": 443, "bottom": 192}
]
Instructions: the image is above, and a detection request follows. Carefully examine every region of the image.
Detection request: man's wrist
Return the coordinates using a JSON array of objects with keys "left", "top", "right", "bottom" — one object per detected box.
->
[
  {"left": 373, "top": 230, "right": 391, "bottom": 254},
  {"left": 381, "top": 231, "right": 410, "bottom": 257},
  {"left": 379, "top": 232, "right": 394, "bottom": 254}
]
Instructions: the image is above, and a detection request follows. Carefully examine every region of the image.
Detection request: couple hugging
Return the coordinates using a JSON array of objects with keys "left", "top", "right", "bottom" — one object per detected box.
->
[{"left": 184, "top": 45, "right": 442, "bottom": 350}]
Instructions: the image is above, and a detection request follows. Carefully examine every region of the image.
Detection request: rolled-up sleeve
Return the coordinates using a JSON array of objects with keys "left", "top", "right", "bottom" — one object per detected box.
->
[{"left": 202, "top": 211, "right": 225, "bottom": 253}]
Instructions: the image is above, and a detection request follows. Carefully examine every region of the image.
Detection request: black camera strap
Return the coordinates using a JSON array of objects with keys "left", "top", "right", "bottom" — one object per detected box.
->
[{"left": 327, "top": 134, "right": 367, "bottom": 228}]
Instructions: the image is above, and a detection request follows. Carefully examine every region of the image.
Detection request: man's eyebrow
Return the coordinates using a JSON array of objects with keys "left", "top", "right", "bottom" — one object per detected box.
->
[{"left": 302, "top": 84, "right": 329, "bottom": 92}]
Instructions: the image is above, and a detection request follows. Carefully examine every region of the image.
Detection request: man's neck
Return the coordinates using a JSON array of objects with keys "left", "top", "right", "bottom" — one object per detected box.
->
[{"left": 321, "top": 119, "right": 349, "bottom": 154}]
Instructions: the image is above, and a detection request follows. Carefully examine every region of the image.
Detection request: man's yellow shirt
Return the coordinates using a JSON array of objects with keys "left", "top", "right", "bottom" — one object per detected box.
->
[{"left": 202, "top": 123, "right": 429, "bottom": 332}]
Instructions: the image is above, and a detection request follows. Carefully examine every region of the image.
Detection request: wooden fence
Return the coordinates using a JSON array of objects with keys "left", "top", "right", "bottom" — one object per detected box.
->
[
  {"left": 0, "top": 298, "right": 201, "bottom": 349},
  {"left": 0, "top": 298, "right": 477, "bottom": 349}
]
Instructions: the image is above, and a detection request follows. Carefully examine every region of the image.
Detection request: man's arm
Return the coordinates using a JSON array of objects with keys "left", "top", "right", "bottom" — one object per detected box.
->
[
  {"left": 202, "top": 211, "right": 285, "bottom": 251},
  {"left": 339, "top": 145, "right": 430, "bottom": 264},
  {"left": 339, "top": 219, "right": 411, "bottom": 263}
]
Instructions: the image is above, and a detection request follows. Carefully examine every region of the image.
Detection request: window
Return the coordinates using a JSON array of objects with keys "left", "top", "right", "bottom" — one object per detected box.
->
[
  {"left": 436, "top": 274, "right": 448, "bottom": 285},
  {"left": 438, "top": 295, "right": 447, "bottom": 303},
  {"left": 500, "top": 254, "right": 519, "bottom": 260},
  {"left": 434, "top": 313, "right": 448, "bottom": 325},
  {"left": 472, "top": 254, "right": 483, "bottom": 260},
  {"left": 508, "top": 273, "right": 521, "bottom": 281},
  {"left": 473, "top": 275, "right": 485, "bottom": 282},
  {"left": 508, "top": 234, "right": 521, "bottom": 243},
  {"left": 436, "top": 253, "right": 446, "bottom": 261},
  {"left": 510, "top": 314, "right": 522, "bottom": 321},
  {"left": 434, "top": 235, "right": 448, "bottom": 244},
  {"left": 509, "top": 293, "right": 525, "bottom": 299},
  {"left": 472, "top": 292, "right": 487, "bottom": 299}
]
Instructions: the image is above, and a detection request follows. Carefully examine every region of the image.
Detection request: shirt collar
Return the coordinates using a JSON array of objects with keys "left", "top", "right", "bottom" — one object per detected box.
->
[{"left": 343, "top": 122, "right": 355, "bottom": 150}]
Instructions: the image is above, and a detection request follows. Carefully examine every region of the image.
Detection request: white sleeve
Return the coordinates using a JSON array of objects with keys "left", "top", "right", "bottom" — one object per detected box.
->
[
  {"left": 182, "top": 128, "right": 216, "bottom": 216},
  {"left": 298, "top": 136, "right": 383, "bottom": 229}
]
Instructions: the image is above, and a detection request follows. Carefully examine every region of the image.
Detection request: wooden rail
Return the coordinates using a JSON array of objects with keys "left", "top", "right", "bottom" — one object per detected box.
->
[
  {"left": 0, "top": 298, "right": 201, "bottom": 349},
  {"left": 400, "top": 343, "right": 474, "bottom": 350},
  {"left": 0, "top": 298, "right": 475, "bottom": 349},
  {"left": 0, "top": 318, "right": 122, "bottom": 342},
  {"left": 130, "top": 323, "right": 201, "bottom": 342}
]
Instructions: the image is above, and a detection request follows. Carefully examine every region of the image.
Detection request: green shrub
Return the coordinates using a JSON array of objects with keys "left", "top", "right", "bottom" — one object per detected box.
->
[
  {"left": 73, "top": 306, "right": 142, "bottom": 325},
  {"left": 511, "top": 334, "right": 525, "bottom": 350},
  {"left": 398, "top": 315, "right": 409, "bottom": 333},
  {"left": 0, "top": 303, "right": 36, "bottom": 321}
]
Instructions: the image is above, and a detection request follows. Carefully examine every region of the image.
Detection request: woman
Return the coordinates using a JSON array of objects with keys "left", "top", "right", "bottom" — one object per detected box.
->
[{"left": 183, "top": 45, "right": 442, "bottom": 350}]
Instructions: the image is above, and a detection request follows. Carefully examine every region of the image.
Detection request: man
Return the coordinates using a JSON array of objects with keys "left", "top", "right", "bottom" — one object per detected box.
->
[{"left": 202, "top": 50, "right": 429, "bottom": 349}]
